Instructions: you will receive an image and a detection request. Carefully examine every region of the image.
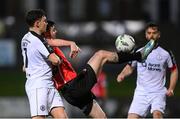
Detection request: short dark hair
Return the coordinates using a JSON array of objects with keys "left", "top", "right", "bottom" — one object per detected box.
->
[
  {"left": 46, "top": 20, "right": 55, "bottom": 32},
  {"left": 25, "top": 9, "right": 46, "bottom": 27},
  {"left": 145, "top": 22, "right": 160, "bottom": 31},
  {"left": 42, "top": 20, "right": 55, "bottom": 38}
]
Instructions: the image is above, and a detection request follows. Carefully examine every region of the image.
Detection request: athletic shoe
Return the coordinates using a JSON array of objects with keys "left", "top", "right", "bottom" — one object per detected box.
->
[{"left": 140, "top": 40, "right": 155, "bottom": 61}]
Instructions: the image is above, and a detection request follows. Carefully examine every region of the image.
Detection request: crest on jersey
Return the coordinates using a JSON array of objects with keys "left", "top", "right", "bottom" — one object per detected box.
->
[
  {"left": 40, "top": 105, "right": 46, "bottom": 111},
  {"left": 156, "top": 54, "right": 162, "bottom": 60}
]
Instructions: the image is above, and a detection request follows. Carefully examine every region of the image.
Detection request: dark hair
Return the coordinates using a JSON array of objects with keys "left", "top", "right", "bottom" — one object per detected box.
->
[
  {"left": 145, "top": 22, "right": 160, "bottom": 31},
  {"left": 25, "top": 9, "right": 46, "bottom": 27},
  {"left": 46, "top": 20, "right": 55, "bottom": 32},
  {"left": 42, "top": 20, "right": 55, "bottom": 38}
]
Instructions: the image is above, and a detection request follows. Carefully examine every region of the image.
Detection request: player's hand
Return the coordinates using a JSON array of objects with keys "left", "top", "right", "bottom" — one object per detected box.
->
[
  {"left": 117, "top": 74, "right": 125, "bottom": 83},
  {"left": 69, "top": 42, "right": 81, "bottom": 58},
  {"left": 50, "top": 53, "right": 62, "bottom": 66},
  {"left": 166, "top": 89, "right": 174, "bottom": 97}
]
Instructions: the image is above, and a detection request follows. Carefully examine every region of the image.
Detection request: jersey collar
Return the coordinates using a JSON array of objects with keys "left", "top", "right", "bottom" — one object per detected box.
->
[{"left": 30, "top": 31, "right": 44, "bottom": 41}]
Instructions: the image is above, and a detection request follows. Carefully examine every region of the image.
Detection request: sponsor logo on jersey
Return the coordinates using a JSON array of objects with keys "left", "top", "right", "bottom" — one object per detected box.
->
[
  {"left": 141, "top": 62, "right": 162, "bottom": 72},
  {"left": 148, "top": 63, "right": 161, "bottom": 72},
  {"left": 156, "top": 54, "right": 162, "bottom": 60}
]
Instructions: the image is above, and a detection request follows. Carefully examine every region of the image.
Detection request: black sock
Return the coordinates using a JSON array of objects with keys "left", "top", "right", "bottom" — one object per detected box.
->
[{"left": 117, "top": 52, "right": 141, "bottom": 64}]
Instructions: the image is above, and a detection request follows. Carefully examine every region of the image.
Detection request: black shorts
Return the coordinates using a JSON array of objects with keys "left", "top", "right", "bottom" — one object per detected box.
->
[{"left": 61, "top": 64, "right": 97, "bottom": 115}]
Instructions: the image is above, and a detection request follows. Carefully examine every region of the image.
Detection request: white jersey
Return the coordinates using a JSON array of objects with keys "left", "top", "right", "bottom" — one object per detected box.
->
[
  {"left": 130, "top": 45, "right": 176, "bottom": 93},
  {"left": 21, "top": 31, "right": 54, "bottom": 90}
]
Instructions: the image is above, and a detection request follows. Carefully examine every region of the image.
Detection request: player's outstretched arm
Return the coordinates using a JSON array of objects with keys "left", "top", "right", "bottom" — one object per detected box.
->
[
  {"left": 166, "top": 66, "right": 178, "bottom": 97},
  {"left": 117, "top": 64, "right": 134, "bottom": 83},
  {"left": 47, "top": 38, "right": 74, "bottom": 47},
  {"left": 47, "top": 39, "right": 81, "bottom": 58}
]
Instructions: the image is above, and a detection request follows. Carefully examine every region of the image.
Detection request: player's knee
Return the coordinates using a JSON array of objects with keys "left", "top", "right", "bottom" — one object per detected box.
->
[
  {"left": 32, "top": 115, "right": 45, "bottom": 119},
  {"left": 50, "top": 107, "right": 67, "bottom": 118},
  {"left": 153, "top": 110, "right": 163, "bottom": 118},
  {"left": 97, "top": 111, "right": 106, "bottom": 118},
  {"left": 88, "top": 100, "right": 107, "bottom": 118},
  {"left": 89, "top": 109, "right": 106, "bottom": 118},
  {"left": 128, "top": 113, "right": 140, "bottom": 119},
  {"left": 95, "top": 50, "right": 106, "bottom": 58}
]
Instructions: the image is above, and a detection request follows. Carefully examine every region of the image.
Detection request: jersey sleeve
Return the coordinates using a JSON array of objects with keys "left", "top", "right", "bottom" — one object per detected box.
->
[
  {"left": 167, "top": 50, "right": 176, "bottom": 69},
  {"left": 35, "top": 39, "right": 51, "bottom": 58},
  {"left": 128, "top": 60, "right": 137, "bottom": 68},
  {"left": 21, "top": 41, "right": 26, "bottom": 65}
]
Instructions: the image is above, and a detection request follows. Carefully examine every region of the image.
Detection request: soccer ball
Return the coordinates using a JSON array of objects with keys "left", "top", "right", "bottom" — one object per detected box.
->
[{"left": 115, "top": 34, "right": 135, "bottom": 52}]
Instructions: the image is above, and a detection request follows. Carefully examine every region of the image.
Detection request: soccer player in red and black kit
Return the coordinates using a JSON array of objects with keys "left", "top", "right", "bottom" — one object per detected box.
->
[{"left": 43, "top": 20, "right": 156, "bottom": 118}]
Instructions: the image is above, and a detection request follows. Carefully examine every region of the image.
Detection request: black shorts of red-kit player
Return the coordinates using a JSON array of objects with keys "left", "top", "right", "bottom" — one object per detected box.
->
[
  {"left": 117, "top": 51, "right": 141, "bottom": 63},
  {"left": 61, "top": 64, "right": 97, "bottom": 115}
]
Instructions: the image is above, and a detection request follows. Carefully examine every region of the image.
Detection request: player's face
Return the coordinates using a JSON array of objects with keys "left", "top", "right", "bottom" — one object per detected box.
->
[
  {"left": 145, "top": 27, "right": 160, "bottom": 41},
  {"left": 38, "top": 16, "right": 48, "bottom": 33},
  {"left": 50, "top": 25, "right": 57, "bottom": 39}
]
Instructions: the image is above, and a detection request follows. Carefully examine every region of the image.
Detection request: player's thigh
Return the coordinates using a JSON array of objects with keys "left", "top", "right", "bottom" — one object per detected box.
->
[
  {"left": 128, "top": 113, "right": 140, "bottom": 119},
  {"left": 48, "top": 88, "right": 64, "bottom": 109},
  {"left": 87, "top": 50, "right": 117, "bottom": 75},
  {"left": 26, "top": 88, "right": 49, "bottom": 117},
  {"left": 32, "top": 116, "right": 45, "bottom": 119},
  {"left": 89, "top": 100, "right": 106, "bottom": 118},
  {"left": 128, "top": 93, "right": 150, "bottom": 117},
  {"left": 151, "top": 93, "right": 166, "bottom": 114},
  {"left": 50, "top": 107, "right": 67, "bottom": 118},
  {"left": 48, "top": 88, "right": 66, "bottom": 117}
]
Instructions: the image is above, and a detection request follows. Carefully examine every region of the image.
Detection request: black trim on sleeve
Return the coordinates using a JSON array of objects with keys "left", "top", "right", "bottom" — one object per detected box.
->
[
  {"left": 167, "top": 50, "right": 176, "bottom": 65},
  {"left": 159, "top": 45, "right": 177, "bottom": 66}
]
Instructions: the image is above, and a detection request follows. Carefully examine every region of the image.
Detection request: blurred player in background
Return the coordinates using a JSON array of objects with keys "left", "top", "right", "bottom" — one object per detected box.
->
[
  {"left": 21, "top": 9, "right": 67, "bottom": 119},
  {"left": 117, "top": 22, "right": 178, "bottom": 118},
  {"left": 42, "top": 20, "right": 156, "bottom": 118},
  {"left": 91, "top": 71, "right": 108, "bottom": 109}
]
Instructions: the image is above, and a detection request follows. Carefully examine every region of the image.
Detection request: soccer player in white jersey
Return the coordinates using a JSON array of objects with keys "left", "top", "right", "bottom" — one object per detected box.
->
[
  {"left": 117, "top": 23, "right": 178, "bottom": 118},
  {"left": 21, "top": 9, "right": 68, "bottom": 119}
]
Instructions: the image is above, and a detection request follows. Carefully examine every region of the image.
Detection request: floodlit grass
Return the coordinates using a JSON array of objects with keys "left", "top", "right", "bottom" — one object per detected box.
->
[
  {"left": 107, "top": 74, "right": 180, "bottom": 98},
  {"left": 0, "top": 71, "right": 26, "bottom": 96},
  {"left": 108, "top": 77, "right": 136, "bottom": 97}
]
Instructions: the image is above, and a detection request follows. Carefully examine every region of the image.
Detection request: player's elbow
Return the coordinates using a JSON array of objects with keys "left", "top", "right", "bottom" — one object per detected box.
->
[{"left": 171, "top": 66, "right": 178, "bottom": 78}]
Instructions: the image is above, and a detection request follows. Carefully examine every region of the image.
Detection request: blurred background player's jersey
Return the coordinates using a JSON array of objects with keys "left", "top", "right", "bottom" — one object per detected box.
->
[{"left": 91, "top": 71, "right": 107, "bottom": 98}]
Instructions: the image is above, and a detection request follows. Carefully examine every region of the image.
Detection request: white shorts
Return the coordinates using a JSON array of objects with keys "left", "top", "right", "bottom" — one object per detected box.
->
[
  {"left": 128, "top": 91, "right": 166, "bottom": 117},
  {"left": 26, "top": 87, "right": 64, "bottom": 117}
]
